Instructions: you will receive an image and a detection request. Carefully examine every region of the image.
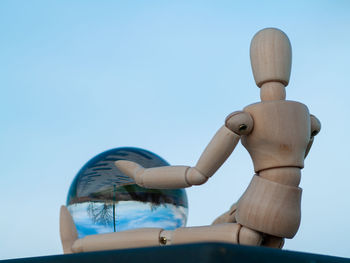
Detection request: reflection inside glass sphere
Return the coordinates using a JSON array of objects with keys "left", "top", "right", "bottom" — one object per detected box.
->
[{"left": 67, "top": 147, "right": 188, "bottom": 238}]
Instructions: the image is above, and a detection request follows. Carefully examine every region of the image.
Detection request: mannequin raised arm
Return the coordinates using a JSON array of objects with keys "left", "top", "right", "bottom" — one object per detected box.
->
[{"left": 115, "top": 111, "right": 253, "bottom": 189}]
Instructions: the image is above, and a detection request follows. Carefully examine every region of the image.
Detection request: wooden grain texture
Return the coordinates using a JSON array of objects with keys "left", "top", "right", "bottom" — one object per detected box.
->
[
  {"left": 59, "top": 206, "right": 78, "bottom": 254},
  {"left": 259, "top": 167, "right": 301, "bottom": 187},
  {"left": 241, "top": 100, "right": 310, "bottom": 172},
  {"left": 59, "top": 28, "right": 322, "bottom": 253},
  {"left": 68, "top": 223, "right": 264, "bottom": 253},
  {"left": 115, "top": 125, "right": 241, "bottom": 189},
  {"left": 250, "top": 28, "right": 292, "bottom": 87},
  {"left": 260, "top": 82, "right": 286, "bottom": 101},
  {"left": 193, "top": 125, "right": 240, "bottom": 179},
  {"left": 236, "top": 176, "right": 302, "bottom": 238},
  {"left": 212, "top": 203, "right": 237, "bottom": 225},
  {"left": 225, "top": 111, "right": 254, "bottom": 135},
  {"left": 72, "top": 228, "right": 163, "bottom": 253},
  {"left": 172, "top": 224, "right": 241, "bottom": 245},
  {"left": 238, "top": 226, "right": 262, "bottom": 246}
]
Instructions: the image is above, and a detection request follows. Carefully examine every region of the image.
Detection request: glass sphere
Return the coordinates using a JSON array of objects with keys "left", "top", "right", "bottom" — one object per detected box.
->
[{"left": 67, "top": 147, "right": 188, "bottom": 238}]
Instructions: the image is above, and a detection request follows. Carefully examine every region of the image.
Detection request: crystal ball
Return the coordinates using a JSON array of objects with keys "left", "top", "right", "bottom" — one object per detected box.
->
[{"left": 67, "top": 147, "right": 188, "bottom": 238}]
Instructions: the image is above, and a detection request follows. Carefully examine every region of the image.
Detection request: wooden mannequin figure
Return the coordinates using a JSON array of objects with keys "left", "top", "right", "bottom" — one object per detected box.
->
[{"left": 60, "top": 28, "right": 321, "bottom": 253}]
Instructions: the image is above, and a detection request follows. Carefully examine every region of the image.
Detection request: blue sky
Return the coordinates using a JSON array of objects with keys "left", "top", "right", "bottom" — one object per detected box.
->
[
  {"left": 1, "top": 0, "right": 350, "bottom": 260},
  {"left": 70, "top": 201, "right": 187, "bottom": 238}
]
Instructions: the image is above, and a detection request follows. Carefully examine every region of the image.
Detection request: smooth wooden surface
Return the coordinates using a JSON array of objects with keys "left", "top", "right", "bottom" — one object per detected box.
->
[
  {"left": 194, "top": 125, "right": 240, "bottom": 178},
  {"left": 115, "top": 125, "right": 241, "bottom": 188},
  {"left": 185, "top": 167, "right": 208, "bottom": 186},
  {"left": 260, "top": 82, "right": 286, "bottom": 101},
  {"left": 115, "top": 161, "right": 191, "bottom": 188},
  {"left": 259, "top": 167, "right": 301, "bottom": 187},
  {"left": 172, "top": 224, "right": 241, "bottom": 245},
  {"left": 238, "top": 226, "right": 262, "bottom": 246},
  {"left": 250, "top": 28, "right": 292, "bottom": 87},
  {"left": 225, "top": 111, "right": 254, "bottom": 135},
  {"left": 70, "top": 221, "right": 271, "bottom": 253},
  {"left": 241, "top": 100, "right": 310, "bottom": 172},
  {"left": 141, "top": 166, "right": 191, "bottom": 188},
  {"left": 305, "top": 115, "right": 321, "bottom": 157},
  {"left": 212, "top": 203, "right": 237, "bottom": 225},
  {"left": 59, "top": 28, "right": 322, "bottom": 254},
  {"left": 59, "top": 206, "right": 78, "bottom": 254},
  {"left": 236, "top": 175, "right": 302, "bottom": 238},
  {"left": 66, "top": 221, "right": 270, "bottom": 253},
  {"left": 72, "top": 228, "right": 163, "bottom": 253},
  {"left": 304, "top": 137, "right": 314, "bottom": 158}
]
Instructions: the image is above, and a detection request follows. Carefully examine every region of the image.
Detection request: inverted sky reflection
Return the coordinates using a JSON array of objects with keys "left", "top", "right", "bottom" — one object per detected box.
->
[{"left": 69, "top": 201, "right": 187, "bottom": 238}]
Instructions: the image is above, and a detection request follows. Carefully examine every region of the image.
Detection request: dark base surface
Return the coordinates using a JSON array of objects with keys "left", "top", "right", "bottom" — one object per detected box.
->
[{"left": 2, "top": 243, "right": 349, "bottom": 263}]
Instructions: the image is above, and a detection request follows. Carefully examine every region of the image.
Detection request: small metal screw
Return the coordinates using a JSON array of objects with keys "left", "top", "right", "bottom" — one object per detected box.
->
[
  {"left": 239, "top": 124, "right": 247, "bottom": 131},
  {"left": 159, "top": 236, "right": 167, "bottom": 245}
]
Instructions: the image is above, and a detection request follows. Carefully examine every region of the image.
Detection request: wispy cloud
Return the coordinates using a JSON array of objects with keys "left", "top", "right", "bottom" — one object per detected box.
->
[{"left": 68, "top": 201, "right": 188, "bottom": 238}]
